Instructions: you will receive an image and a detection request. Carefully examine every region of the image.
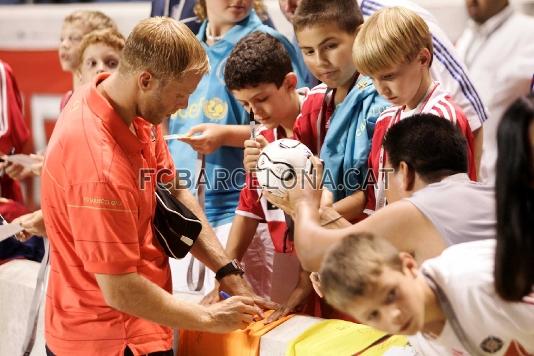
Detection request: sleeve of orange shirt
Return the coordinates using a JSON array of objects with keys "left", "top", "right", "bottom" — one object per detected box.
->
[
  {"left": 154, "top": 125, "right": 176, "bottom": 184},
  {"left": 66, "top": 182, "right": 141, "bottom": 274}
]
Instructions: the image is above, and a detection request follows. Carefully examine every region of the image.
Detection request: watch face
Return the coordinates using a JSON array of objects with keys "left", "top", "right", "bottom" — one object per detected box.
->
[{"left": 232, "top": 259, "right": 244, "bottom": 273}]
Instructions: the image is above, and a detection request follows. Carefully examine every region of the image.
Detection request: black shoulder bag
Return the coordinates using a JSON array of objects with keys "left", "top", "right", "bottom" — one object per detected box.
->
[{"left": 153, "top": 183, "right": 202, "bottom": 259}]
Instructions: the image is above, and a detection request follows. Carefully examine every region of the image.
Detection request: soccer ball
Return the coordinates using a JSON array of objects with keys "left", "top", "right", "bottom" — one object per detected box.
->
[{"left": 256, "top": 138, "right": 313, "bottom": 197}]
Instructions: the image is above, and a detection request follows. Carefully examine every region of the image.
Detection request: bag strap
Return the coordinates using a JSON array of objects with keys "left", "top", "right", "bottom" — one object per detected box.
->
[
  {"left": 187, "top": 153, "right": 206, "bottom": 292},
  {"left": 22, "top": 237, "right": 50, "bottom": 356},
  {"left": 423, "top": 272, "right": 483, "bottom": 356}
]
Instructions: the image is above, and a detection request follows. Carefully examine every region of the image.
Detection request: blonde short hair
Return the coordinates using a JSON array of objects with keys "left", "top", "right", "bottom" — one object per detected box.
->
[
  {"left": 63, "top": 10, "right": 117, "bottom": 33},
  {"left": 353, "top": 7, "right": 433, "bottom": 77},
  {"left": 74, "top": 29, "right": 125, "bottom": 70},
  {"left": 194, "top": 0, "right": 268, "bottom": 21},
  {"left": 120, "top": 17, "right": 209, "bottom": 80},
  {"left": 320, "top": 233, "right": 402, "bottom": 310}
]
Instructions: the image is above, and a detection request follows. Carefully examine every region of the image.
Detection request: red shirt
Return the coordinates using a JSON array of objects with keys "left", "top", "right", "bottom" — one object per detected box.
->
[
  {"left": 41, "top": 73, "right": 175, "bottom": 356},
  {"left": 0, "top": 60, "right": 30, "bottom": 215},
  {"left": 236, "top": 127, "right": 293, "bottom": 253},
  {"left": 293, "top": 84, "right": 333, "bottom": 156},
  {"left": 366, "top": 83, "right": 476, "bottom": 213}
]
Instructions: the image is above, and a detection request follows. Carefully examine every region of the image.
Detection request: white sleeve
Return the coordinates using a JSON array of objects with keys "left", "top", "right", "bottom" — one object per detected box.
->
[{"left": 428, "top": 22, "right": 488, "bottom": 131}]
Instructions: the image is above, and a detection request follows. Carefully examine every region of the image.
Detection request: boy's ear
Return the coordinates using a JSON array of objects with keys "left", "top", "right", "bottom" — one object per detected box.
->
[
  {"left": 418, "top": 48, "right": 432, "bottom": 67},
  {"left": 138, "top": 71, "right": 154, "bottom": 91},
  {"left": 399, "top": 161, "right": 416, "bottom": 192},
  {"left": 399, "top": 251, "right": 418, "bottom": 277},
  {"left": 283, "top": 72, "right": 298, "bottom": 91}
]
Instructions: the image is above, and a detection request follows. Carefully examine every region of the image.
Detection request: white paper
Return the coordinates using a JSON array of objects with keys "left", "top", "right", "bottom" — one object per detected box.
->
[
  {"left": 3, "top": 154, "right": 40, "bottom": 168},
  {"left": 0, "top": 223, "right": 24, "bottom": 242},
  {"left": 163, "top": 134, "right": 189, "bottom": 141}
]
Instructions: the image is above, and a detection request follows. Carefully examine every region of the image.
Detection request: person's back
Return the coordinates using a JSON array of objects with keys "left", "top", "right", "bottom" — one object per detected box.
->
[
  {"left": 456, "top": 0, "right": 534, "bottom": 182},
  {"left": 407, "top": 174, "right": 494, "bottom": 246}
]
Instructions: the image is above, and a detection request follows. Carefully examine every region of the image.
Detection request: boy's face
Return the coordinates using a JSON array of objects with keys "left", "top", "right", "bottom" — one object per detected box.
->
[
  {"left": 297, "top": 24, "right": 357, "bottom": 89},
  {"left": 344, "top": 259, "right": 426, "bottom": 335},
  {"left": 59, "top": 21, "right": 88, "bottom": 72},
  {"left": 368, "top": 49, "right": 431, "bottom": 109},
  {"left": 138, "top": 71, "right": 202, "bottom": 126},
  {"left": 78, "top": 43, "right": 120, "bottom": 85},
  {"left": 232, "top": 75, "right": 297, "bottom": 130},
  {"left": 205, "top": 0, "right": 253, "bottom": 26}
]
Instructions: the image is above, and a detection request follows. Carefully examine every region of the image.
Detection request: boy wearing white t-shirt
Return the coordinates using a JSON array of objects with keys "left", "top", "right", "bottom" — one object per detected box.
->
[{"left": 320, "top": 235, "right": 534, "bottom": 355}]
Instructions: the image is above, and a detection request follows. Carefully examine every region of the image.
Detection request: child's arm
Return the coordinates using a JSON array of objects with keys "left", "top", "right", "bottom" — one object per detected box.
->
[
  {"left": 332, "top": 190, "right": 367, "bottom": 222},
  {"left": 178, "top": 124, "right": 250, "bottom": 154},
  {"left": 225, "top": 215, "right": 260, "bottom": 262},
  {"left": 266, "top": 265, "right": 313, "bottom": 323}
]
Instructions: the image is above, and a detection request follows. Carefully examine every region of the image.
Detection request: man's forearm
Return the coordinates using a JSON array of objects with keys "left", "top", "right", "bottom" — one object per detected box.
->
[
  {"left": 171, "top": 185, "right": 229, "bottom": 272},
  {"left": 95, "top": 272, "right": 210, "bottom": 331}
]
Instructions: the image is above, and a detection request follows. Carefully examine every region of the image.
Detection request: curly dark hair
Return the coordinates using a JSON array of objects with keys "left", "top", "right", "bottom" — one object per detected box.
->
[{"left": 224, "top": 31, "right": 293, "bottom": 91}]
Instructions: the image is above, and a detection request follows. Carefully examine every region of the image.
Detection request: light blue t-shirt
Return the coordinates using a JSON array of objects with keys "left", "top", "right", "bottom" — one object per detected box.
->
[{"left": 168, "top": 11, "right": 308, "bottom": 226}]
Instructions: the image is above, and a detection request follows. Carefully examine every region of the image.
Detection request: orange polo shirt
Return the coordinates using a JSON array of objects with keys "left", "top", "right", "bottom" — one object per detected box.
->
[{"left": 41, "top": 73, "right": 176, "bottom": 356}]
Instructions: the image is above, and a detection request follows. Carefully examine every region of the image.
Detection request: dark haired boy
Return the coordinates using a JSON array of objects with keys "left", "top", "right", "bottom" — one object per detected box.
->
[
  {"left": 204, "top": 31, "right": 315, "bottom": 321},
  {"left": 285, "top": 115, "right": 496, "bottom": 272}
]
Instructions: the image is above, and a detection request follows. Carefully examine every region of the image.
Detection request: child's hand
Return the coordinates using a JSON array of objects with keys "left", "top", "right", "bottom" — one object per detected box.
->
[
  {"left": 309, "top": 272, "right": 323, "bottom": 298},
  {"left": 200, "top": 281, "right": 221, "bottom": 305},
  {"left": 11, "top": 209, "right": 46, "bottom": 240},
  {"left": 266, "top": 269, "right": 313, "bottom": 323},
  {"left": 178, "top": 123, "right": 225, "bottom": 154},
  {"left": 243, "top": 135, "right": 268, "bottom": 172}
]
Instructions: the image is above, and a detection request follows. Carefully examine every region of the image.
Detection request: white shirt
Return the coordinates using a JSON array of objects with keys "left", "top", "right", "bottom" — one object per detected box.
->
[
  {"left": 409, "top": 239, "right": 534, "bottom": 355},
  {"left": 456, "top": 6, "right": 534, "bottom": 183},
  {"left": 358, "top": 0, "right": 488, "bottom": 132}
]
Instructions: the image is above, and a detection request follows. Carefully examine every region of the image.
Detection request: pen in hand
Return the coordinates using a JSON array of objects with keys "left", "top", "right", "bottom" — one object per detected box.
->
[
  {"left": 219, "top": 291, "right": 232, "bottom": 300},
  {"left": 249, "top": 108, "right": 256, "bottom": 140}
]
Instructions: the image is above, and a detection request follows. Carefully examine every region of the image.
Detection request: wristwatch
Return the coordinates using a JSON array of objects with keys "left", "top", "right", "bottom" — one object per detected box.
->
[{"left": 215, "top": 259, "right": 245, "bottom": 281}]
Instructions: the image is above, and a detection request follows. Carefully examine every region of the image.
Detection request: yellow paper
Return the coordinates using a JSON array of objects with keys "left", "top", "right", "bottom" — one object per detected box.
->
[{"left": 286, "top": 319, "right": 409, "bottom": 356}]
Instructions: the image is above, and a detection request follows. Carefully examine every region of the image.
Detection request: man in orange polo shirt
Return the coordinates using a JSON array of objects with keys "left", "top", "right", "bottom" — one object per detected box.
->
[{"left": 41, "top": 17, "right": 263, "bottom": 356}]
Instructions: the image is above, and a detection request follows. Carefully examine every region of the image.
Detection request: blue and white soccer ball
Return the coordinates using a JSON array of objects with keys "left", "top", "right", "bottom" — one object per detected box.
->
[{"left": 256, "top": 138, "right": 313, "bottom": 197}]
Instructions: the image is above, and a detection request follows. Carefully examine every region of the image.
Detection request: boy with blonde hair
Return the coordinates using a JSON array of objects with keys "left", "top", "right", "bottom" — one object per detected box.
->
[
  {"left": 74, "top": 29, "right": 125, "bottom": 85},
  {"left": 42, "top": 17, "right": 260, "bottom": 356},
  {"left": 320, "top": 234, "right": 534, "bottom": 355},
  {"left": 352, "top": 7, "right": 477, "bottom": 213},
  {"left": 59, "top": 10, "right": 117, "bottom": 109}
]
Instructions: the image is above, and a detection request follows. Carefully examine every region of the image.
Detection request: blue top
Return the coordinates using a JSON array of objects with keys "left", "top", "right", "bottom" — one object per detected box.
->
[
  {"left": 320, "top": 75, "right": 390, "bottom": 202},
  {"left": 168, "top": 11, "right": 308, "bottom": 226}
]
